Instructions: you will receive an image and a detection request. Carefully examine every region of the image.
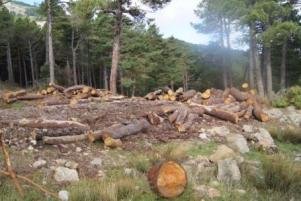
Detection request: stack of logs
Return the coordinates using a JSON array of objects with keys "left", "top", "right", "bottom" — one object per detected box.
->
[
  {"left": 1, "top": 83, "right": 124, "bottom": 105},
  {"left": 146, "top": 86, "right": 269, "bottom": 125}
]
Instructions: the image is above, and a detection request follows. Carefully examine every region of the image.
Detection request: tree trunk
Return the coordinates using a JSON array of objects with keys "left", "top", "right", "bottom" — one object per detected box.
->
[
  {"left": 66, "top": 58, "right": 72, "bottom": 86},
  {"left": 225, "top": 19, "right": 232, "bottom": 87},
  {"left": 220, "top": 17, "right": 227, "bottom": 89},
  {"left": 248, "top": 28, "right": 255, "bottom": 88},
  {"left": 6, "top": 41, "right": 14, "bottom": 84},
  {"left": 47, "top": 0, "right": 55, "bottom": 84},
  {"left": 22, "top": 56, "right": 28, "bottom": 88},
  {"left": 71, "top": 28, "right": 78, "bottom": 85},
  {"left": 280, "top": 41, "right": 287, "bottom": 90},
  {"left": 28, "top": 40, "right": 35, "bottom": 86},
  {"left": 251, "top": 26, "right": 264, "bottom": 97},
  {"left": 110, "top": 0, "right": 122, "bottom": 95},
  {"left": 104, "top": 66, "right": 108, "bottom": 90},
  {"left": 265, "top": 47, "right": 273, "bottom": 99}
]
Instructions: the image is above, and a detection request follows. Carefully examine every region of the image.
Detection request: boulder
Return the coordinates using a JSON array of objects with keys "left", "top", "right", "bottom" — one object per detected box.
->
[
  {"left": 217, "top": 159, "right": 241, "bottom": 183},
  {"left": 209, "top": 145, "right": 236, "bottom": 163},
  {"left": 54, "top": 167, "right": 79, "bottom": 183},
  {"left": 251, "top": 128, "right": 277, "bottom": 153},
  {"left": 226, "top": 134, "right": 249, "bottom": 154},
  {"left": 32, "top": 159, "right": 47, "bottom": 169},
  {"left": 242, "top": 125, "right": 254, "bottom": 133}
]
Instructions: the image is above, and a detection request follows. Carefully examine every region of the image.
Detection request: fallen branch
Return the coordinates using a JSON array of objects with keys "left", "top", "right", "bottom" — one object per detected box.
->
[{"left": 0, "top": 130, "right": 24, "bottom": 197}]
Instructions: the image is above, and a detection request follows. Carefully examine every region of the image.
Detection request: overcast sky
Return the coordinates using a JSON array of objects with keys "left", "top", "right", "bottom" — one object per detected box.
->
[{"left": 21, "top": 0, "right": 218, "bottom": 45}]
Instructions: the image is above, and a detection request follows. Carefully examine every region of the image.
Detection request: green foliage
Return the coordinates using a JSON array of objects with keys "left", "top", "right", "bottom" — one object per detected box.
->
[{"left": 273, "top": 86, "right": 301, "bottom": 109}]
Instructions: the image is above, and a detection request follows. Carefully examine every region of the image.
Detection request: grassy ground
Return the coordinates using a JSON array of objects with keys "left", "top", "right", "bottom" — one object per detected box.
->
[{"left": 0, "top": 135, "right": 300, "bottom": 201}]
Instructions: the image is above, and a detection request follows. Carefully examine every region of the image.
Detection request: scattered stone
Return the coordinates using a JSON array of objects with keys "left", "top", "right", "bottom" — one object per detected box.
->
[
  {"left": 294, "top": 153, "right": 301, "bottom": 162},
  {"left": 208, "top": 126, "right": 230, "bottom": 137},
  {"left": 287, "top": 110, "right": 301, "bottom": 126},
  {"left": 194, "top": 185, "right": 221, "bottom": 199},
  {"left": 32, "top": 159, "right": 47, "bottom": 169},
  {"left": 75, "top": 147, "right": 82, "bottom": 152},
  {"left": 217, "top": 159, "right": 241, "bottom": 183},
  {"left": 30, "top": 139, "right": 37, "bottom": 145},
  {"left": 242, "top": 125, "right": 254, "bottom": 133},
  {"left": 250, "top": 128, "right": 277, "bottom": 153},
  {"left": 54, "top": 167, "right": 79, "bottom": 183},
  {"left": 90, "top": 158, "right": 102, "bottom": 167},
  {"left": 83, "top": 152, "right": 89, "bottom": 156},
  {"left": 235, "top": 189, "right": 246, "bottom": 195},
  {"left": 97, "top": 170, "right": 105, "bottom": 179},
  {"left": 27, "top": 145, "right": 34, "bottom": 150},
  {"left": 209, "top": 145, "right": 236, "bottom": 163},
  {"left": 199, "top": 133, "right": 210, "bottom": 141},
  {"left": 55, "top": 159, "right": 67, "bottom": 166},
  {"left": 226, "top": 134, "right": 249, "bottom": 154},
  {"left": 58, "top": 190, "right": 69, "bottom": 201},
  {"left": 65, "top": 161, "right": 79, "bottom": 169}
]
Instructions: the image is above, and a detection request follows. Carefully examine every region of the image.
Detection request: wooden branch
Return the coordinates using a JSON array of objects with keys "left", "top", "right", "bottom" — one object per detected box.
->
[
  {"left": 18, "top": 119, "right": 90, "bottom": 131},
  {"left": 43, "top": 134, "right": 88, "bottom": 145},
  {"left": 0, "top": 170, "right": 59, "bottom": 199},
  {"left": 0, "top": 131, "right": 24, "bottom": 197}
]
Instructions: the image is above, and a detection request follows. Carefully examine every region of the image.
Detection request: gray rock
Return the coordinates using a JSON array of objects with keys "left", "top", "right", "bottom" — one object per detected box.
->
[
  {"left": 90, "top": 158, "right": 102, "bottom": 167},
  {"left": 32, "top": 159, "right": 47, "bottom": 169},
  {"left": 199, "top": 133, "right": 210, "bottom": 141},
  {"left": 242, "top": 125, "right": 254, "bottom": 133},
  {"left": 217, "top": 159, "right": 241, "bottom": 183},
  {"left": 226, "top": 134, "right": 249, "bottom": 154},
  {"left": 55, "top": 159, "right": 67, "bottom": 166},
  {"left": 54, "top": 167, "right": 79, "bottom": 183},
  {"left": 287, "top": 111, "right": 301, "bottom": 126},
  {"left": 295, "top": 153, "right": 301, "bottom": 162},
  {"left": 58, "top": 190, "right": 69, "bottom": 201},
  {"left": 264, "top": 108, "right": 284, "bottom": 119},
  {"left": 208, "top": 126, "right": 230, "bottom": 137},
  {"left": 65, "top": 161, "right": 79, "bottom": 169},
  {"left": 209, "top": 145, "right": 236, "bottom": 163},
  {"left": 251, "top": 128, "right": 277, "bottom": 153}
]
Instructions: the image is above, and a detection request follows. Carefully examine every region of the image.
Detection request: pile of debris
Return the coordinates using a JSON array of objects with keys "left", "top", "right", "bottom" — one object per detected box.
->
[
  {"left": 1, "top": 83, "right": 124, "bottom": 105},
  {"left": 145, "top": 86, "right": 269, "bottom": 127}
]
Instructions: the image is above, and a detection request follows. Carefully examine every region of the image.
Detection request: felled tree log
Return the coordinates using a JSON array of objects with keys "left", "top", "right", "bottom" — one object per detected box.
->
[
  {"left": 205, "top": 108, "right": 239, "bottom": 124},
  {"left": 35, "top": 128, "right": 86, "bottom": 140},
  {"left": 174, "top": 107, "right": 188, "bottom": 127},
  {"left": 180, "top": 90, "right": 197, "bottom": 101},
  {"left": 101, "top": 119, "right": 150, "bottom": 139},
  {"left": 244, "top": 106, "right": 253, "bottom": 119},
  {"left": 63, "top": 85, "right": 86, "bottom": 98},
  {"left": 18, "top": 119, "right": 90, "bottom": 131},
  {"left": 49, "top": 83, "right": 65, "bottom": 92},
  {"left": 147, "top": 161, "right": 187, "bottom": 198},
  {"left": 43, "top": 134, "right": 88, "bottom": 144},
  {"left": 147, "top": 112, "right": 164, "bottom": 125},
  {"left": 2, "top": 90, "right": 27, "bottom": 103},
  {"left": 17, "top": 94, "right": 45, "bottom": 101},
  {"left": 201, "top": 89, "right": 211, "bottom": 99},
  {"left": 145, "top": 89, "right": 162, "bottom": 100},
  {"left": 253, "top": 104, "right": 269, "bottom": 122},
  {"left": 177, "top": 113, "right": 198, "bottom": 133},
  {"left": 229, "top": 87, "right": 248, "bottom": 102},
  {"left": 41, "top": 97, "right": 69, "bottom": 106}
]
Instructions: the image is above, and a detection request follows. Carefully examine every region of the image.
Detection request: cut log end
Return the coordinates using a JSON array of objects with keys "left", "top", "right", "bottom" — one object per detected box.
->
[{"left": 148, "top": 161, "right": 187, "bottom": 198}]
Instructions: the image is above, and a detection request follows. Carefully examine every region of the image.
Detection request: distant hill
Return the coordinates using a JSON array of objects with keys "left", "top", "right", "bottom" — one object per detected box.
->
[{"left": 5, "top": 0, "right": 38, "bottom": 17}]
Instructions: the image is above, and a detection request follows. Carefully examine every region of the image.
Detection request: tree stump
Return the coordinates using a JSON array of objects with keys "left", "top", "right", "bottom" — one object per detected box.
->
[{"left": 147, "top": 161, "right": 187, "bottom": 198}]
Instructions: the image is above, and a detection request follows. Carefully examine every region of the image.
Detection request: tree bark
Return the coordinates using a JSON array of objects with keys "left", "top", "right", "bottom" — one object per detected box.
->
[
  {"left": 110, "top": 0, "right": 122, "bottom": 94},
  {"left": 280, "top": 41, "right": 287, "bottom": 90},
  {"left": 104, "top": 66, "right": 108, "bottom": 90},
  {"left": 71, "top": 28, "right": 78, "bottom": 85},
  {"left": 47, "top": 0, "right": 55, "bottom": 84},
  {"left": 6, "top": 41, "right": 14, "bottom": 84},
  {"left": 265, "top": 47, "right": 273, "bottom": 99},
  {"left": 251, "top": 26, "right": 264, "bottom": 97},
  {"left": 248, "top": 28, "right": 255, "bottom": 88},
  {"left": 220, "top": 17, "right": 228, "bottom": 89},
  {"left": 28, "top": 40, "right": 35, "bottom": 86}
]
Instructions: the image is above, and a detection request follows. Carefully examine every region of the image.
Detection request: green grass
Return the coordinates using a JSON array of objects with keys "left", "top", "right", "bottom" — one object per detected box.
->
[{"left": 187, "top": 142, "right": 217, "bottom": 157}]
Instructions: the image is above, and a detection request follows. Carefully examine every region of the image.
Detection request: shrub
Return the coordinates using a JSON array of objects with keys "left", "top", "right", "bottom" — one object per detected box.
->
[
  {"left": 267, "top": 124, "right": 301, "bottom": 144},
  {"left": 272, "top": 85, "right": 301, "bottom": 109},
  {"left": 261, "top": 154, "right": 301, "bottom": 195}
]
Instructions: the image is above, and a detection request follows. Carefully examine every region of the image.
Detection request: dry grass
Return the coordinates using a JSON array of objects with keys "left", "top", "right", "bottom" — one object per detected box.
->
[{"left": 267, "top": 124, "right": 301, "bottom": 144}]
